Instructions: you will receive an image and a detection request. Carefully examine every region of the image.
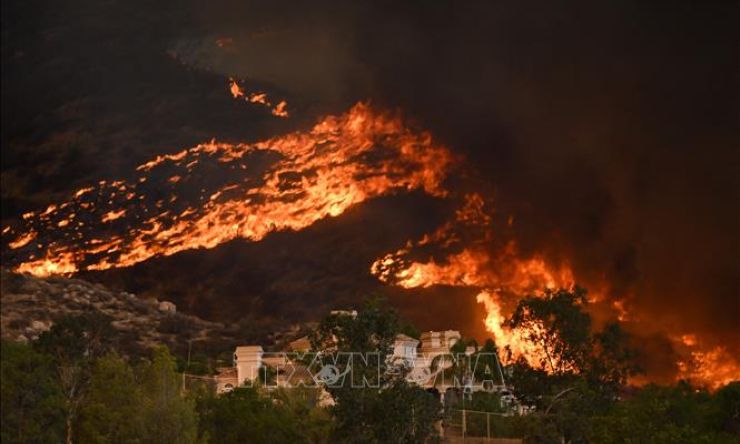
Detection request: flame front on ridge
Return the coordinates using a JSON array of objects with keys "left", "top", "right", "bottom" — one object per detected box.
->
[
  {"left": 3, "top": 103, "right": 452, "bottom": 277},
  {"left": 371, "top": 192, "right": 576, "bottom": 368}
]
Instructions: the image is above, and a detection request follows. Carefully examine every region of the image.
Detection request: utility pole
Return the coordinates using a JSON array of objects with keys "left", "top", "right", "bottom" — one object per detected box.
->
[
  {"left": 182, "top": 339, "right": 193, "bottom": 393},
  {"left": 187, "top": 339, "right": 193, "bottom": 369},
  {"left": 462, "top": 409, "right": 466, "bottom": 440}
]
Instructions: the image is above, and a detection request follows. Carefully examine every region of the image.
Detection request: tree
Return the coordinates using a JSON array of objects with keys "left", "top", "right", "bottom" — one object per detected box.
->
[
  {"left": 714, "top": 382, "right": 740, "bottom": 436},
  {"left": 0, "top": 341, "right": 65, "bottom": 444},
  {"left": 73, "top": 352, "right": 141, "bottom": 444},
  {"left": 36, "top": 313, "right": 116, "bottom": 444},
  {"left": 591, "top": 382, "right": 740, "bottom": 444},
  {"left": 68, "top": 346, "right": 199, "bottom": 444},
  {"left": 270, "top": 387, "right": 336, "bottom": 444},
  {"left": 505, "top": 287, "right": 593, "bottom": 375},
  {"left": 137, "top": 346, "right": 198, "bottom": 444},
  {"left": 504, "top": 286, "right": 643, "bottom": 444},
  {"left": 370, "top": 380, "right": 441, "bottom": 444},
  {"left": 199, "top": 387, "right": 307, "bottom": 444},
  {"left": 587, "top": 322, "right": 641, "bottom": 393},
  {"left": 309, "top": 299, "right": 442, "bottom": 444},
  {"left": 505, "top": 287, "right": 641, "bottom": 400}
]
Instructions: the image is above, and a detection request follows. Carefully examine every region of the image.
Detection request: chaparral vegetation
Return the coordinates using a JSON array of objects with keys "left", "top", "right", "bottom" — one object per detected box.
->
[{"left": 2, "top": 288, "right": 738, "bottom": 444}]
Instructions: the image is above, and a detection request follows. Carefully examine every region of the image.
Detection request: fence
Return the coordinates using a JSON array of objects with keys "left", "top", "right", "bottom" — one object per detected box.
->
[
  {"left": 444, "top": 409, "right": 522, "bottom": 444},
  {"left": 182, "top": 372, "right": 216, "bottom": 393}
]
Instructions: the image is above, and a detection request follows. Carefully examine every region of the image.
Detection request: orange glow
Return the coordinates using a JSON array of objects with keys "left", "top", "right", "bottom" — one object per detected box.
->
[
  {"left": 229, "top": 78, "right": 244, "bottom": 98},
  {"left": 681, "top": 334, "right": 697, "bottom": 347},
  {"left": 272, "top": 100, "right": 289, "bottom": 117},
  {"left": 612, "top": 300, "right": 629, "bottom": 322},
  {"left": 677, "top": 346, "right": 740, "bottom": 390},
  {"left": 373, "top": 245, "right": 575, "bottom": 368},
  {"left": 16, "top": 251, "right": 78, "bottom": 277},
  {"left": 476, "top": 290, "right": 549, "bottom": 367},
  {"left": 74, "top": 187, "right": 94, "bottom": 198},
  {"left": 8, "top": 231, "right": 37, "bottom": 249},
  {"left": 373, "top": 242, "right": 574, "bottom": 295},
  {"left": 5, "top": 103, "right": 452, "bottom": 277},
  {"left": 101, "top": 209, "right": 126, "bottom": 223},
  {"left": 371, "top": 189, "right": 576, "bottom": 367},
  {"left": 227, "top": 78, "right": 289, "bottom": 118},
  {"left": 248, "top": 93, "right": 267, "bottom": 105},
  {"left": 373, "top": 206, "right": 739, "bottom": 382}
]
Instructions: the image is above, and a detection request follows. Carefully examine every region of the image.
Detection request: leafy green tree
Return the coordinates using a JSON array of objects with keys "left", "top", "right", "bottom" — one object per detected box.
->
[
  {"left": 71, "top": 347, "right": 199, "bottom": 444},
  {"left": 36, "top": 313, "right": 116, "bottom": 444},
  {"left": 137, "top": 346, "right": 198, "bottom": 444},
  {"left": 506, "top": 287, "right": 641, "bottom": 402},
  {"left": 74, "top": 352, "right": 141, "bottom": 444},
  {"left": 369, "top": 380, "right": 441, "bottom": 444},
  {"left": 715, "top": 382, "right": 740, "bottom": 435},
  {"left": 200, "top": 387, "right": 307, "bottom": 444},
  {"left": 270, "top": 387, "right": 335, "bottom": 444},
  {"left": 0, "top": 341, "right": 65, "bottom": 444},
  {"left": 310, "top": 299, "right": 441, "bottom": 444},
  {"left": 503, "top": 286, "right": 643, "bottom": 444},
  {"left": 505, "top": 287, "right": 593, "bottom": 375},
  {"left": 587, "top": 322, "right": 641, "bottom": 394},
  {"left": 591, "top": 382, "right": 740, "bottom": 444},
  {"left": 468, "top": 391, "right": 505, "bottom": 413}
]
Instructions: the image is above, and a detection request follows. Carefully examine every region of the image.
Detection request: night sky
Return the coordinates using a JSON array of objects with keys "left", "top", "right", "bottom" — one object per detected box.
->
[{"left": 2, "top": 1, "right": 738, "bottom": 383}]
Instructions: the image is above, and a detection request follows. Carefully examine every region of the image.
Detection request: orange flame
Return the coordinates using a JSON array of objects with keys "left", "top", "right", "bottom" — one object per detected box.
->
[
  {"left": 371, "top": 192, "right": 576, "bottom": 367},
  {"left": 101, "top": 209, "right": 126, "bottom": 223},
  {"left": 229, "top": 78, "right": 245, "bottom": 99},
  {"left": 677, "top": 346, "right": 740, "bottom": 390},
  {"left": 373, "top": 211, "right": 740, "bottom": 384},
  {"left": 4, "top": 103, "right": 452, "bottom": 277},
  {"left": 7, "top": 231, "right": 37, "bottom": 249},
  {"left": 476, "top": 290, "right": 550, "bottom": 366},
  {"left": 271, "top": 100, "right": 289, "bottom": 117},
  {"left": 228, "top": 78, "right": 289, "bottom": 118},
  {"left": 373, "top": 245, "right": 574, "bottom": 368}
]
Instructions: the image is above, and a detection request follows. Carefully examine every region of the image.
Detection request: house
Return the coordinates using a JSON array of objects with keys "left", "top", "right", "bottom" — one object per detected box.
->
[{"left": 216, "top": 326, "right": 511, "bottom": 406}]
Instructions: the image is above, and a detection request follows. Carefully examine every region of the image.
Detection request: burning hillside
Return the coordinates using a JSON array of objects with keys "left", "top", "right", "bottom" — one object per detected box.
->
[
  {"left": 2, "top": 103, "right": 451, "bottom": 276},
  {"left": 1, "top": 0, "right": 737, "bottom": 393},
  {"left": 3, "top": 100, "right": 735, "bottom": 388},
  {"left": 370, "top": 189, "right": 738, "bottom": 388}
]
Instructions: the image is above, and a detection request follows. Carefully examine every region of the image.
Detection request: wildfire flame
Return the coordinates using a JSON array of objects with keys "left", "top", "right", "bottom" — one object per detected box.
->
[
  {"left": 677, "top": 346, "right": 740, "bottom": 390},
  {"left": 228, "top": 78, "right": 290, "bottom": 117},
  {"left": 3, "top": 103, "right": 452, "bottom": 277},
  {"left": 371, "top": 193, "right": 576, "bottom": 368},
  {"left": 2, "top": 94, "right": 735, "bottom": 388},
  {"left": 476, "top": 290, "right": 551, "bottom": 366},
  {"left": 372, "top": 200, "right": 740, "bottom": 385}
]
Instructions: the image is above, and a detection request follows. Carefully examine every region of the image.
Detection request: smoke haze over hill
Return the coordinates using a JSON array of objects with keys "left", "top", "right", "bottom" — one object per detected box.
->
[{"left": 2, "top": 0, "right": 738, "bottom": 386}]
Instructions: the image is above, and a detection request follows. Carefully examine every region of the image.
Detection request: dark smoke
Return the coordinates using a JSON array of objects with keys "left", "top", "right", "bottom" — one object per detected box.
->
[{"left": 2, "top": 0, "right": 738, "bottom": 381}]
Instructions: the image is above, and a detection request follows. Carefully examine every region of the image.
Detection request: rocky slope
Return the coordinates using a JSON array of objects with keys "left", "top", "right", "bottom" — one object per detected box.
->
[{"left": 0, "top": 270, "right": 304, "bottom": 358}]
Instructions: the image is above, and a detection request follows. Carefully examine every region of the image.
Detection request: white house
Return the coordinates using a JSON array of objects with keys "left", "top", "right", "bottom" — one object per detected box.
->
[{"left": 216, "top": 328, "right": 509, "bottom": 402}]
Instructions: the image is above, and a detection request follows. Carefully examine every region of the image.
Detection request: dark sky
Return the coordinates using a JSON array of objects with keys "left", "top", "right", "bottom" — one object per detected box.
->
[{"left": 2, "top": 0, "right": 738, "bottom": 381}]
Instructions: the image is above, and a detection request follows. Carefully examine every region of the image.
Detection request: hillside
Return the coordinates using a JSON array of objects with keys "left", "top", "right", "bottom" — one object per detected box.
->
[{"left": 0, "top": 270, "right": 305, "bottom": 359}]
